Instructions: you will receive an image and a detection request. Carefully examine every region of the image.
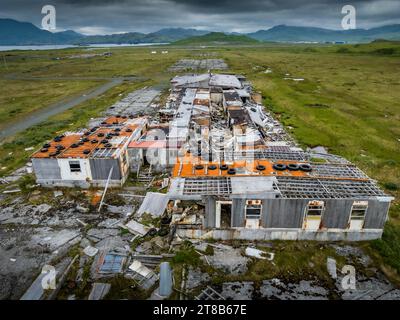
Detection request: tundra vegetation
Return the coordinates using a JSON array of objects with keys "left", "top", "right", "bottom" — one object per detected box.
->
[{"left": 0, "top": 40, "right": 399, "bottom": 285}]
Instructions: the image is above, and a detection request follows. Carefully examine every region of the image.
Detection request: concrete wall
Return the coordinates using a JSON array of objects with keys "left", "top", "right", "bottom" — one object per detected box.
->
[
  {"left": 176, "top": 228, "right": 383, "bottom": 241},
  {"left": 59, "top": 158, "right": 92, "bottom": 181}
]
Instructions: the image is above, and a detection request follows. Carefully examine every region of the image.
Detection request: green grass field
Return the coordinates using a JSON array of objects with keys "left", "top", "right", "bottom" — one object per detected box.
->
[
  {"left": 0, "top": 41, "right": 399, "bottom": 279},
  {"left": 0, "top": 79, "right": 104, "bottom": 131}
]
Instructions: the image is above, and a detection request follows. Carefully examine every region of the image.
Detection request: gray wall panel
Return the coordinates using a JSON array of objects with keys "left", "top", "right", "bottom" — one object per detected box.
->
[
  {"left": 90, "top": 159, "right": 121, "bottom": 180},
  {"left": 231, "top": 198, "right": 246, "bottom": 227},
  {"left": 262, "top": 199, "right": 307, "bottom": 228},
  {"left": 322, "top": 199, "right": 353, "bottom": 229},
  {"left": 32, "top": 158, "right": 61, "bottom": 180},
  {"left": 204, "top": 196, "right": 216, "bottom": 228},
  {"left": 364, "top": 200, "right": 390, "bottom": 229}
]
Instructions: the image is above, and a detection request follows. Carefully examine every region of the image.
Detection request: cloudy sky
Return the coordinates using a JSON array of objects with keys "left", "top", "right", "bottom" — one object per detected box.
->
[{"left": 1, "top": 0, "right": 400, "bottom": 35}]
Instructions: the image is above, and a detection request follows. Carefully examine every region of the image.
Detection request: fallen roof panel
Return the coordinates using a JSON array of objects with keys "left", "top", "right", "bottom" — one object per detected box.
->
[{"left": 137, "top": 192, "right": 170, "bottom": 217}]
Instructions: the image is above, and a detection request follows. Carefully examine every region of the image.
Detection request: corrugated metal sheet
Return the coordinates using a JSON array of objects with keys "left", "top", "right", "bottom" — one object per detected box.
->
[
  {"left": 137, "top": 192, "right": 169, "bottom": 217},
  {"left": 322, "top": 199, "right": 353, "bottom": 229},
  {"left": 364, "top": 200, "right": 390, "bottom": 229},
  {"left": 32, "top": 158, "right": 61, "bottom": 180},
  {"left": 231, "top": 176, "right": 277, "bottom": 197},
  {"left": 262, "top": 199, "right": 308, "bottom": 228},
  {"left": 90, "top": 158, "right": 121, "bottom": 180},
  {"left": 204, "top": 196, "right": 216, "bottom": 228},
  {"left": 231, "top": 198, "right": 246, "bottom": 227},
  {"left": 88, "top": 283, "right": 111, "bottom": 300}
]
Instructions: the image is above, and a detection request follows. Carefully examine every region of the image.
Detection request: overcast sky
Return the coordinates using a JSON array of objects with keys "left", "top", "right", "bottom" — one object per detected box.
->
[{"left": 1, "top": 0, "right": 400, "bottom": 35}]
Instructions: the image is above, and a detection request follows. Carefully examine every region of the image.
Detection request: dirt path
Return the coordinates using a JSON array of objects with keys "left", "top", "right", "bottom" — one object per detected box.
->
[{"left": 0, "top": 76, "right": 141, "bottom": 141}]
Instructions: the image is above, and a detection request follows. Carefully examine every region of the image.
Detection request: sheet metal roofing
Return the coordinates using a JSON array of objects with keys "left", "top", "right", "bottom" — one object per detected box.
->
[
  {"left": 32, "top": 117, "right": 146, "bottom": 159},
  {"left": 171, "top": 74, "right": 242, "bottom": 89},
  {"left": 210, "top": 74, "right": 241, "bottom": 88}
]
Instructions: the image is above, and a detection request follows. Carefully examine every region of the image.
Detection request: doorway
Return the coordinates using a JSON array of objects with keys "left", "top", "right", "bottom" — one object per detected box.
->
[{"left": 216, "top": 201, "right": 232, "bottom": 228}]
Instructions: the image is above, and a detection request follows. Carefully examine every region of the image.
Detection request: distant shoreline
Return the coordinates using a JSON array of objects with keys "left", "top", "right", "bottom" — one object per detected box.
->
[{"left": 0, "top": 43, "right": 169, "bottom": 51}]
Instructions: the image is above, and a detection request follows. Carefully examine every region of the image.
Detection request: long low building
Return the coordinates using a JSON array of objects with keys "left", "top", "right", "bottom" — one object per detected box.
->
[
  {"left": 165, "top": 74, "right": 394, "bottom": 241},
  {"left": 30, "top": 73, "right": 394, "bottom": 241},
  {"left": 31, "top": 116, "right": 148, "bottom": 188}
]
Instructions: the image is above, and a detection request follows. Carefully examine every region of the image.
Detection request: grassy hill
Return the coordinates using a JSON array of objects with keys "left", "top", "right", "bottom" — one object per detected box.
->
[{"left": 174, "top": 32, "right": 259, "bottom": 45}]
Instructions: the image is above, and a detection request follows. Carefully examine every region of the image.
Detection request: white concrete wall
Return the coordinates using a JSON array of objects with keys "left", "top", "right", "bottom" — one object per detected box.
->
[
  {"left": 176, "top": 227, "right": 383, "bottom": 241},
  {"left": 58, "top": 158, "right": 92, "bottom": 182}
]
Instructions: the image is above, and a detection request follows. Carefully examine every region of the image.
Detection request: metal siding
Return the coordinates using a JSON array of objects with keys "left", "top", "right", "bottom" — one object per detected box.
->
[
  {"left": 32, "top": 158, "right": 61, "bottom": 179},
  {"left": 262, "top": 199, "right": 307, "bottom": 228},
  {"left": 89, "top": 159, "right": 121, "bottom": 180},
  {"left": 321, "top": 199, "right": 353, "bottom": 229},
  {"left": 204, "top": 196, "right": 216, "bottom": 228},
  {"left": 231, "top": 198, "right": 246, "bottom": 227},
  {"left": 364, "top": 200, "right": 390, "bottom": 229}
]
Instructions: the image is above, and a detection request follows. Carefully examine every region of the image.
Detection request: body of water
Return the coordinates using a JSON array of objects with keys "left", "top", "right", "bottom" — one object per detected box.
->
[{"left": 0, "top": 43, "right": 169, "bottom": 51}]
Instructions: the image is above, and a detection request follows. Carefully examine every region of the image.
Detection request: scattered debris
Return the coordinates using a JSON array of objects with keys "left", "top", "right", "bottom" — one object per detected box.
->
[
  {"left": 136, "top": 192, "right": 169, "bottom": 218},
  {"left": 203, "top": 247, "right": 248, "bottom": 275},
  {"left": 186, "top": 267, "right": 211, "bottom": 290},
  {"left": 124, "top": 219, "right": 150, "bottom": 237},
  {"left": 88, "top": 283, "right": 111, "bottom": 300},
  {"left": 245, "top": 247, "right": 274, "bottom": 260},
  {"left": 222, "top": 282, "right": 253, "bottom": 300},
  {"left": 3, "top": 189, "right": 21, "bottom": 194},
  {"left": 260, "top": 279, "right": 329, "bottom": 300},
  {"left": 53, "top": 190, "right": 63, "bottom": 198},
  {"left": 169, "top": 59, "right": 227, "bottom": 72},
  {"left": 196, "top": 286, "right": 225, "bottom": 300},
  {"left": 83, "top": 246, "right": 99, "bottom": 257},
  {"left": 128, "top": 260, "right": 158, "bottom": 289},
  {"left": 76, "top": 218, "right": 88, "bottom": 227},
  {"left": 131, "top": 254, "right": 174, "bottom": 268}
]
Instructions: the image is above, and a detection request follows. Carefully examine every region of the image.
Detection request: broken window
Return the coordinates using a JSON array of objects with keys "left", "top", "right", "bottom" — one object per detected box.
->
[
  {"left": 69, "top": 161, "right": 81, "bottom": 173},
  {"left": 99, "top": 253, "right": 126, "bottom": 274},
  {"left": 349, "top": 201, "right": 368, "bottom": 230},
  {"left": 246, "top": 200, "right": 262, "bottom": 219},
  {"left": 305, "top": 200, "right": 325, "bottom": 216},
  {"left": 350, "top": 201, "right": 368, "bottom": 219},
  {"left": 303, "top": 200, "right": 324, "bottom": 230}
]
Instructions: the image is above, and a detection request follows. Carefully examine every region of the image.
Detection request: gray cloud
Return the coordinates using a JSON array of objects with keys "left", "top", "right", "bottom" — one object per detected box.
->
[{"left": 0, "top": 0, "right": 399, "bottom": 34}]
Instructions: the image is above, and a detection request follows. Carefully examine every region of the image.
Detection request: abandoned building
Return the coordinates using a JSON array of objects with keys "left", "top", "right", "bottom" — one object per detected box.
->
[
  {"left": 31, "top": 116, "right": 148, "bottom": 188},
  {"left": 164, "top": 74, "right": 394, "bottom": 241},
  {"left": 30, "top": 73, "right": 394, "bottom": 241}
]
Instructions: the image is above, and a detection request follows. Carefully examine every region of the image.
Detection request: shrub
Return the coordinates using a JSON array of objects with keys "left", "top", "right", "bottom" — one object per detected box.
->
[
  {"left": 384, "top": 182, "right": 398, "bottom": 191},
  {"left": 371, "top": 223, "right": 400, "bottom": 273}
]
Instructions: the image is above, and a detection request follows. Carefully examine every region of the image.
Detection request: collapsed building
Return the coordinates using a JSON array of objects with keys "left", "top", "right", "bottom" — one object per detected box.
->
[
  {"left": 31, "top": 116, "right": 147, "bottom": 188},
  {"left": 31, "top": 73, "right": 394, "bottom": 241},
  {"left": 164, "top": 73, "right": 394, "bottom": 241}
]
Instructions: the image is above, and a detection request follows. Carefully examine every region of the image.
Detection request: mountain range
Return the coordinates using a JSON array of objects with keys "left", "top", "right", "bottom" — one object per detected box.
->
[{"left": 1, "top": 18, "right": 400, "bottom": 45}]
